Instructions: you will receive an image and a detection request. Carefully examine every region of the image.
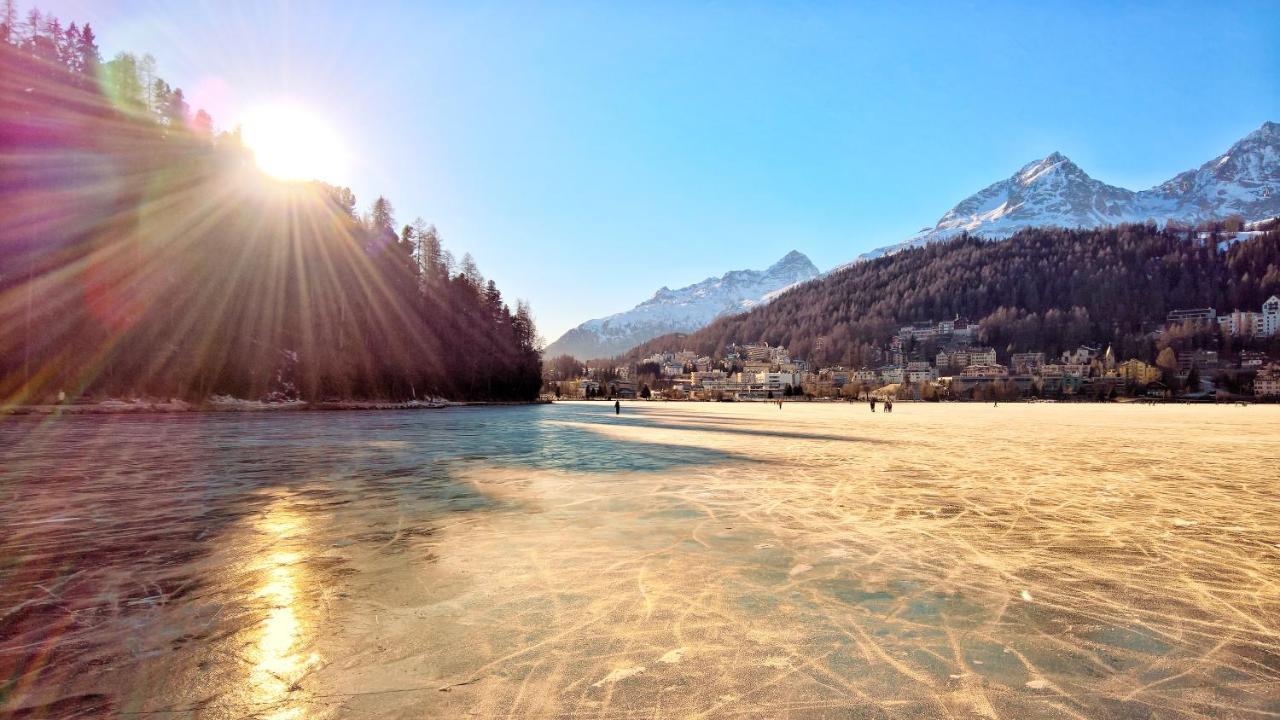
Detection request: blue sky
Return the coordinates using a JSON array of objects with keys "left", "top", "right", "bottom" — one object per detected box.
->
[{"left": 37, "top": 0, "right": 1280, "bottom": 340}]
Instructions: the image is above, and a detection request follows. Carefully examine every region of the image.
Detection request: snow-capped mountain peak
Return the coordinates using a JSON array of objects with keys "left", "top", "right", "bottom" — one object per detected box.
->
[
  {"left": 858, "top": 121, "right": 1279, "bottom": 260},
  {"left": 1017, "top": 151, "right": 1072, "bottom": 183},
  {"left": 545, "top": 251, "right": 820, "bottom": 359}
]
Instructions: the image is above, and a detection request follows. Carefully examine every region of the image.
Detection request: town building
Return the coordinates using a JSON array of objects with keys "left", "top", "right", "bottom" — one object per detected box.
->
[
  {"left": 898, "top": 316, "right": 976, "bottom": 343},
  {"left": 1256, "top": 364, "right": 1280, "bottom": 397},
  {"left": 1218, "top": 310, "right": 1264, "bottom": 336},
  {"left": 1264, "top": 296, "right": 1280, "bottom": 336},
  {"left": 1010, "top": 352, "right": 1046, "bottom": 375},
  {"left": 819, "top": 367, "right": 850, "bottom": 387},
  {"left": 1240, "top": 351, "right": 1269, "bottom": 368},
  {"left": 878, "top": 365, "right": 904, "bottom": 384},
  {"left": 764, "top": 372, "right": 801, "bottom": 390},
  {"left": 1039, "top": 363, "right": 1087, "bottom": 379},
  {"left": 1166, "top": 307, "right": 1217, "bottom": 324},
  {"left": 851, "top": 368, "right": 878, "bottom": 383},
  {"left": 1117, "top": 359, "right": 1161, "bottom": 385},
  {"left": 907, "top": 367, "right": 937, "bottom": 383},
  {"left": 1177, "top": 349, "right": 1219, "bottom": 372},
  {"left": 960, "top": 364, "right": 1009, "bottom": 378},
  {"left": 898, "top": 321, "right": 938, "bottom": 342},
  {"left": 937, "top": 346, "right": 997, "bottom": 371},
  {"left": 1061, "top": 345, "right": 1101, "bottom": 365}
]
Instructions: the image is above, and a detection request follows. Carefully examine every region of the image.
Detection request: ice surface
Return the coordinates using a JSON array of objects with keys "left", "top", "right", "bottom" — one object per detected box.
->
[{"left": 2, "top": 403, "right": 1279, "bottom": 718}]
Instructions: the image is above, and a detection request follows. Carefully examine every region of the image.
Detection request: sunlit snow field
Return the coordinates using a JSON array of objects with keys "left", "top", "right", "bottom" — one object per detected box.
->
[{"left": 2, "top": 402, "right": 1279, "bottom": 718}]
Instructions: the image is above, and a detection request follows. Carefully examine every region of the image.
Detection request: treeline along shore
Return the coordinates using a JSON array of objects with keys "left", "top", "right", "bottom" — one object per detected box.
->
[{"left": 0, "top": 4, "right": 542, "bottom": 407}]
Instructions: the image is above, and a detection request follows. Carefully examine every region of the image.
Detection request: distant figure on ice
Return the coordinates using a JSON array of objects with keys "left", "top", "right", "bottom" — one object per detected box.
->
[
  {"left": 614, "top": 400, "right": 620, "bottom": 415},
  {"left": 870, "top": 398, "right": 877, "bottom": 412},
  {"left": 778, "top": 399, "right": 783, "bottom": 409}
]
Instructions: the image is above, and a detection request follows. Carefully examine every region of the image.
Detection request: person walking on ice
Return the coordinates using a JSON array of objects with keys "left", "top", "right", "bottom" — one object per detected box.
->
[{"left": 614, "top": 399, "right": 620, "bottom": 415}]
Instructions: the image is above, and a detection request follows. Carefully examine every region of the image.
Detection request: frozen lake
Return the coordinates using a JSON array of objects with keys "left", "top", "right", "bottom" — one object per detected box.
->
[{"left": 2, "top": 402, "right": 1279, "bottom": 718}]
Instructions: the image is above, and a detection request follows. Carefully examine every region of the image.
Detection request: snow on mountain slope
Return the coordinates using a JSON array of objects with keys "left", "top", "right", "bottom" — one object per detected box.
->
[
  {"left": 1147, "top": 121, "right": 1280, "bottom": 222},
  {"left": 859, "top": 121, "right": 1280, "bottom": 261},
  {"left": 545, "top": 251, "right": 820, "bottom": 359}
]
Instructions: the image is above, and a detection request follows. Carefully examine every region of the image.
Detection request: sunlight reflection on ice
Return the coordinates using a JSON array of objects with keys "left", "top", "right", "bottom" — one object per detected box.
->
[{"left": 248, "top": 506, "right": 319, "bottom": 718}]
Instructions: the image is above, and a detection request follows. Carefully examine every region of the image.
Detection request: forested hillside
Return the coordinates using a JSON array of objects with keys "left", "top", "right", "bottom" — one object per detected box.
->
[
  {"left": 628, "top": 223, "right": 1280, "bottom": 366},
  {"left": 0, "top": 6, "right": 541, "bottom": 403}
]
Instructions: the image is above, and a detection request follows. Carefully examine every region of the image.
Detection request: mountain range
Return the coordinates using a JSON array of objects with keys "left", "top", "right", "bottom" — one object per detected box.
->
[
  {"left": 860, "top": 120, "right": 1279, "bottom": 259},
  {"left": 548, "top": 121, "right": 1278, "bottom": 360},
  {"left": 545, "top": 251, "right": 820, "bottom": 359}
]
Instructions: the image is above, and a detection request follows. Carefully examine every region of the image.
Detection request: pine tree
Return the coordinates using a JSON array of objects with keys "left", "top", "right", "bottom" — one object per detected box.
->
[
  {"left": 484, "top": 280, "right": 503, "bottom": 322},
  {"left": 164, "top": 86, "right": 188, "bottom": 126},
  {"left": 416, "top": 222, "right": 444, "bottom": 283},
  {"left": 23, "top": 7, "right": 39, "bottom": 44},
  {"left": 1, "top": 0, "right": 17, "bottom": 45},
  {"left": 77, "top": 23, "right": 98, "bottom": 82},
  {"left": 460, "top": 253, "right": 483, "bottom": 289},
  {"left": 370, "top": 196, "right": 395, "bottom": 235},
  {"left": 63, "top": 23, "right": 81, "bottom": 71},
  {"left": 151, "top": 78, "right": 171, "bottom": 114}
]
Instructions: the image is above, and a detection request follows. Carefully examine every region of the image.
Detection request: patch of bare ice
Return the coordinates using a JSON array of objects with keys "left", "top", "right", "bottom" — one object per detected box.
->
[
  {"left": 592, "top": 666, "right": 645, "bottom": 687},
  {"left": 658, "top": 648, "right": 686, "bottom": 664}
]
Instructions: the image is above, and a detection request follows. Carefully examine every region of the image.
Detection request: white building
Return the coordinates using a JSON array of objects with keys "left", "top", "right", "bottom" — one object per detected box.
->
[
  {"left": 661, "top": 362, "right": 685, "bottom": 377},
  {"left": 1212, "top": 296, "right": 1280, "bottom": 336},
  {"left": 907, "top": 367, "right": 937, "bottom": 383},
  {"left": 879, "top": 365, "right": 905, "bottom": 384},
  {"left": 851, "top": 368, "right": 879, "bottom": 383},
  {"left": 898, "top": 322, "right": 937, "bottom": 341},
  {"left": 764, "top": 372, "right": 801, "bottom": 390},
  {"left": 1218, "top": 310, "right": 1264, "bottom": 336},
  {"left": 1263, "top": 296, "right": 1280, "bottom": 336}
]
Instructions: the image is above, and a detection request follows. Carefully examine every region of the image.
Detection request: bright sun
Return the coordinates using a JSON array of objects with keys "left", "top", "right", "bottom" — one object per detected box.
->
[{"left": 238, "top": 104, "right": 345, "bottom": 182}]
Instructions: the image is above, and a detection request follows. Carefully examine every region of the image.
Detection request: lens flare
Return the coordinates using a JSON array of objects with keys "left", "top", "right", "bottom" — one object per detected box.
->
[{"left": 238, "top": 104, "right": 346, "bottom": 182}]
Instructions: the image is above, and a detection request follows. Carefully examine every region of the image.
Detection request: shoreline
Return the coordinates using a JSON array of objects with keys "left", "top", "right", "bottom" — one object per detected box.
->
[
  {"left": 4, "top": 396, "right": 1264, "bottom": 416},
  {"left": 0, "top": 397, "right": 549, "bottom": 417}
]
